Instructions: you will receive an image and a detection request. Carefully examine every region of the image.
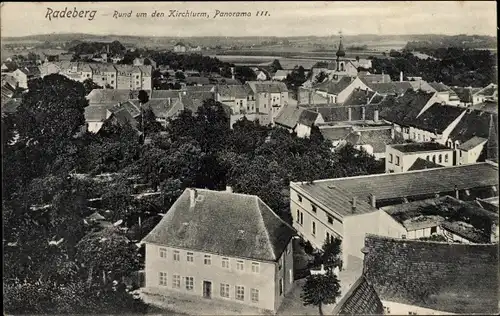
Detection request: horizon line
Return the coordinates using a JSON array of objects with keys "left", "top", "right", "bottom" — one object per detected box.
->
[{"left": 2, "top": 32, "right": 497, "bottom": 39}]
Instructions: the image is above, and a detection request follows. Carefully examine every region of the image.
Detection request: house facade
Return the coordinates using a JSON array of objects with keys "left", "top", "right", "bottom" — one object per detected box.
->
[
  {"left": 141, "top": 188, "right": 295, "bottom": 313},
  {"left": 385, "top": 142, "right": 455, "bottom": 173}
]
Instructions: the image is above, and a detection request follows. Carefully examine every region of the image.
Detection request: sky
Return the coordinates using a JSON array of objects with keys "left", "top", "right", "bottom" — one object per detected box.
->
[{"left": 1, "top": 1, "right": 497, "bottom": 38}]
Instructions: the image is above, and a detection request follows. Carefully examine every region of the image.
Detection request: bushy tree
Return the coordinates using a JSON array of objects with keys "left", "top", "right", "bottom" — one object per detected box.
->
[{"left": 301, "top": 270, "right": 341, "bottom": 315}]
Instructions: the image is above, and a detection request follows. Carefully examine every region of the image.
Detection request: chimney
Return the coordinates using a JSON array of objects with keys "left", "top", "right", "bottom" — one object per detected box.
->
[
  {"left": 348, "top": 107, "right": 352, "bottom": 121},
  {"left": 226, "top": 186, "right": 233, "bottom": 193},
  {"left": 370, "top": 194, "right": 376, "bottom": 208},
  {"left": 374, "top": 109, "right": 379, "bottom": 122},
  {"left": 167, "top": 97, "right": 171, "bottom": 106},
  {"left": 454, "top": 185, "right": 459, "bottom": 199},
  {"left": 351, "top": 197, "right": 357, "bottom": 212},
  {"left": 400, "top": 71, "right": 403, "bottom": 82},
  {"left": 382, "top": 70, "right": 385, "bottom": 83},
  {"left": 189, "top": 188, "right": 197, "bottom": 207},
  {"left": 231, "top": 67, "right": 235, "bottom": 80},
  {"left": 361, "top": 106, "right": 366, "bottom": 120}
]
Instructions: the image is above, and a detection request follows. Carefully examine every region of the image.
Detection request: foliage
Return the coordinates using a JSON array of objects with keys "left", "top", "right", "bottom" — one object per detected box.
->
[
  {"left": 270, "top": 59, "right": 283, "bottom": 73},
  {"left": 315, "top": 71, "right": 328, "bottom": 84},
  {"left": 371, "top": 47, "right": 497, "bottom": 87},
  {"left": 301, "top": 271, "right": 342, "bottom": 315},
  {"left": 69, "top": 40, "right": 125, "bottom": 55},
  {"left": 321, "top": 237, "right": 342, "bottom": 270},
  {"left": 234, "top": 65, "right": 257, "bottom": 83},
  {"left": 83, "top": 78, "right": 103, "bottom": 94}
]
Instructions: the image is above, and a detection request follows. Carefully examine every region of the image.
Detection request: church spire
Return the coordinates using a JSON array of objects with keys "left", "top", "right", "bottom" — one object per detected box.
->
[{"left": 336, "top": 30, "right": 346, "bottom": 58}]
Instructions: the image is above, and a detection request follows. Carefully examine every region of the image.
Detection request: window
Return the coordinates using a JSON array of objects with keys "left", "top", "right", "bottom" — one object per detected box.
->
[
  {"left": 204, "top": 254, "right": 212, "bottom": 265},
  {"left": 445, "top": 154, "right": 449, "bottom": 163},
  {"left": 251, "top": 262, "right": 260, "bottom": 273},
  {"left": 185, "top": 276, "right": 194, "bottom": 291},
  {"left": 459, "top": 151, "right": 462, "bottom": 158},
  {"left": 432, "top": 155, "right": 436, "bottom": 163},
  {"left": 431, "top": 226, "right": 437, "bottom": 234},
  {"left": 278, "top": 255, "right": 283, "bottom": 270},
  {"left": 312, "top": 221, "right": 316, "bottom": 236},
  {"left": 173, "top": 250, "right": 180, "bottom": 261},
  {"left": 159, "top": 272, "right": 167, "bottom": 286},
  {"left": 395, "top": 156, "right": 400, "bottom": 166},
  {"left": 312, "top": 205, "right": 317, "bottom": 213},
  {"left": 159, "top": 247, "right": 167, "bottom": 259},
  {"left": 412, "top": 132, "right": 416, "bottom": 139},
  {"left": 389, "top": 154, "right": 393, "bottom": 163},
  {"left": 328, "top": 216, "right": 334, "bottom": 224},
  {"left": 220, "top": 283, "right": 230, "bottom": 298},
  {"left": 326, "top": 232, "right": 330, "bottom": 241},
  {"left": 111, "top": 74, "right": 114, "bottom": 78},
  {"left": 186, "top": 252, "right": 194, "bottom": 263},
  {"left": 235, "top": 285, "right": 245, "bottom": 301},
  {"left": 300, "top": 212, "right": 304, "bottom": 225},
  {"left": 289, "top": 269, "right": 293, "bottom": 283},
  {"left": 383, "top": 306, "right": 391, "bottom": 314},
  {"left": 286, "top": 242, "right": 291, "bottom": 255},
  {"left": 438, "top": 154, "right": 442, "bottom": 163},
  {"left": 296, "top": 210, "right": 300, "bottom": 223},
  {"left": 236, "top": 260, "right": 244, "bottom": 271},
  {"left": 426, "top": 155, "right": 430, "bottom": 161},
  {"left": 251, "top": 288, "right": 259, "bottom": 302},
  {"left": 172, "top": 274, "right": 181, "bottom": 288},
  {"left": 111, "top": 80, "right": 114, "bottom": 84},
  {"left": 279, "top": 278, "right": 283, "bottom": 295},
  {"left": 136, "top": 75, "right": 139, "bottom": 79},
  {"left": 408, "top": 312, "right": 417, "bottom": 315},
  {"left": 298, "top": 194, "right": 302, "bottom": 202},
  {"left": 222, "top": 257, "right": 230, "bottom": 269}
]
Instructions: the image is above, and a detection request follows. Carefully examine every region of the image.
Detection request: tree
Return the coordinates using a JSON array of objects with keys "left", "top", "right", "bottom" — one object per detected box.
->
[
  {"left": 321, "top": 236, "right": 342, "bottom": 270},
  {"left": 301, "top": 271, "right": 341, "bottom": 315},
  {"left": 175, "top": 71, "right": 186, "bottom": 80},
  {"left": 315, "top": 71, "right": 328, "bottom": 84},
  {"left": 270, "top": 59, "right": 283, "bottom": 73},
  {"left": 83, "top": 78, "right": 103, "bottom": 94},
  {"left": 76, "top": 228, "right": 140, "bottom": 286}
]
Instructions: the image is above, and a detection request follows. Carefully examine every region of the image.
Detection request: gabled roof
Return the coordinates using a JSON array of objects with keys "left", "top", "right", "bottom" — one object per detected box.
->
[
  {"left": 408, "top": 80, "right": 437, "bottom": 93},
  {"left": 332, "top": 275, "right": 384, "bottom": 315},
  {"left": 342, "top": 88, "right": 376, "bottom": 106},
  {"left": 357, "top": 73, "right": 391, "bottom": 84},
  {"left": 142, "top": 188, "right": 296, "bottom": 262},
  {"left": 364, "top": 81, "right": 413, "bottom": 95},
  {"left": 470, "top": 100, "right": 498, "bottom": 114},
  {"left": 428, "top": 81, "right": 453, "bottom": 93},
  {"left": 84, "top": 104, "right": 115, "bottom": 122},
  {"left": 407, "top": 158, "right": 443, "bottom": 171},
  {"left": 458, "top": 136, "right": 488, "bottom": 151},
  {"left": 217, "top": 84, "right": 249, "bottom": 98},
  {"left": 292, "top": 162, "right": 498, "bottom": 206},
  {"left": 247, "top": 81, "right": 288, "bottom": 93},
  {"left": 87, "top": 89, "right": 144, "bottom": 103},
  {"left": 314, "top": 76, "right": 353, "bottom": 95},
  {"left": 448, "top": 109, "right": 495, "bottom": 143},
  {"left": 275, "top": 106, "right": 320, "bottom": 129},
  {"left": 345, "top": 128, "right": 394, "bottom": 153},
  {"left": 450, "top": 86, "right": 481, "bottom": 103},
  {"left": 363, "top": 235, "right": 499, "bottom": 314},
  {"left": 474, "top": 83, "right": 498, "bottom": 97},
  {"left": 379, "top": 90, "right": 435, "bottom": 126}
]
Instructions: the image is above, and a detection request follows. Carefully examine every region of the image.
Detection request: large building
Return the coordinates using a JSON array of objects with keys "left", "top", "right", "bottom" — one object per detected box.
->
[
  {"left": 141, "top": 188, "right": 296, "bottom": 313},
  {"left": 362, "top": 235, "right": 499, "bottom": 315},
  {"left": 290, "top": 162, "right": 498, "bottom": 268},
  {"left": 39, "top": 62, "right": 152, "bottom": 90}
]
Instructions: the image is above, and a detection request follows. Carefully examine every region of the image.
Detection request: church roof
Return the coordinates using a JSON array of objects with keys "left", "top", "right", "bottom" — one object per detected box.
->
[{"left": 336, "top": 37, "right": 346, "bottom": 57}]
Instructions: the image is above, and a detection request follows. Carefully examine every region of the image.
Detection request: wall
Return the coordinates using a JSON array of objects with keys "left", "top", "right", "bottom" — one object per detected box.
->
[
  {"left": 385, "top": 146, "right": 455, "bottom": 173},
  {"left": 11, "top": 70, "right": 28, "bottom": 89},
  {"left": 382, "top": 300, "right": 454, "bottom": 315},
  {"left": 87, "top": 122, "right": 105, "bottom": 133},
  {"left": 291, "top": 187, "right": 344, "bottom": 250},
  {"left": 144, "top": 243, "right": 277, "bottom": 311},
  {"left": 273, "top": 240, "right": 294, "bottom": 311},
  {"left": 459, "top": 141, "right": 487, "bottom": 165}
]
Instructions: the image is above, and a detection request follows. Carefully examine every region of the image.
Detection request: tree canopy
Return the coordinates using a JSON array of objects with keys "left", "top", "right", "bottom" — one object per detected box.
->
[{"left": 301, "top": 271, "right": 342, "bottom": 315}]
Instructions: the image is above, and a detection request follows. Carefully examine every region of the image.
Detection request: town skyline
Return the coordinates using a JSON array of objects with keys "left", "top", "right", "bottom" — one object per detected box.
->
[{"left": 1, "top": 1, "right": 497, "bottom": 38}]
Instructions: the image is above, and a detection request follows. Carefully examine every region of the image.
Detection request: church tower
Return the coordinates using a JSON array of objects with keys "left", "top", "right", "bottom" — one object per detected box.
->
[{"left": 336, "top": 31, "right": 346, "bottom": 71}]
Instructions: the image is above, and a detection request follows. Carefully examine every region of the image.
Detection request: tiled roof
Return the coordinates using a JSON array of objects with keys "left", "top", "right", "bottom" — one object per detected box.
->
[
  {"left": 87, "top": 89, "right": 139, "bottom": 103},
  {"left": 412, "top": 104, "right": 465, "bottom": 133},
  {"left": 450, "top": 86, "right": 480, "bottom": 103},
  {"left": 428, "top": 81, "right": 452, "bottom": 93},
  {"left": 319, "top": 126, "right": 353, "bottom": 142},
  {"left": 379, "top": 90, "right": 435, "bottom": 126},
  {"left": 458, "top": 136, "right": 488, "bottom": 151},
  {"left": 150, "top": 90, "right": 181, "bottom": 99},
  {"left": 1, "top": 98, "right": 21, "bottom": 114},
  {"left": 185, "top": 85, "right": 215, "bottom": 93},
  {"left": 247, "top": 81, "right": 288, "bottom": 93},
  {"left": 408, "top": 80, "right": 437, "bottom": 93},
  {"left": 475, "top": 83, "right": 497, "bottom": 97},
  {"left": 217, "top": 84, "right": 249, "bottom": 98},
  {"left": 274, "top": 106, "right": 319, "bottom": 129},
  {"left": 142, "top": 188, "right": 296, "bottom": 262},
  {"left": 448, "top": 109, "right": 494, "bottom": 143},
  {"left": 470, "top": 100, "right": 498, "bottom": 114},
  {"left": 331, "top": 275, "right": 384, "bottom": 315},
  {"left": 84, "top": 104, "right": 114, "bottom": 122},
  {"left": 382, "top": 195, "right": 498, "bottom": 241},
  {"left": 345, "top": 128, "right": 394, "bottom": 153},
  {"left": 407, "top": 158, "right": 443, "bottom": 171},
  {"left": 293, "top": 162, "right": 498, "bottom": 206},
  {"left": 186, "top": 76, "right": 210, "bottom": 85},
  {"left": 358, "top": 73, "right": 391, "bottom": 84},
  {"left": 342, "top": 88, "right": 376, "bottom": 106},
  {"left": 314, "top": 76, "right": 353, "bottom": 95},
  {"left": 364, "top": 81, "right": 413, "bottom": 95},
  {"left": 363, "top": 235, "right": 499, "bottom": 314},
  {"left": 109, "top": 105, "right": 138, "bottom": 128},
  {"left": 391, "top": 142, "right": 450, "bottom": 153}
]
